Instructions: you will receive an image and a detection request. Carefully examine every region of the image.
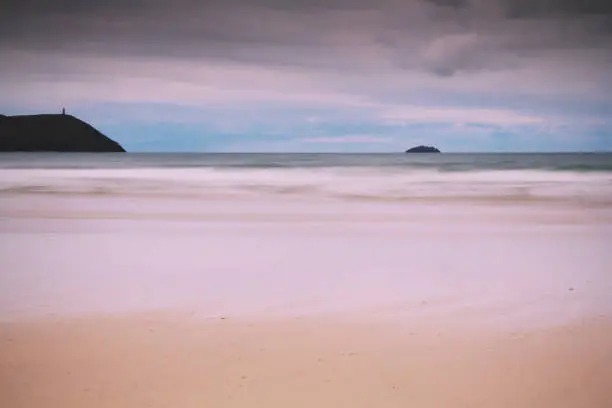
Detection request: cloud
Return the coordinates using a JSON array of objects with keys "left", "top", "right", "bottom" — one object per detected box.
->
[
  {"left": 495, "top": 0, "right": 612, "bottom": 18},
  {"left": 298, "top": 135, "right": 392, "bottom": 143},
  {"left": 0, "top": 0, "right": 611, "bottom": 152},
  {"left": 378, "top": 105, "right": 544, "bottom": 125}
]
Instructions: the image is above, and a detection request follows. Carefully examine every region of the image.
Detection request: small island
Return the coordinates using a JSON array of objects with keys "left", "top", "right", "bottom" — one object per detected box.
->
[
  {"left": 405, "top": 145, "right": 441, "bottom": 153},
  {"left": 0, "top": 113, "right": 125, "bottom": 152}
]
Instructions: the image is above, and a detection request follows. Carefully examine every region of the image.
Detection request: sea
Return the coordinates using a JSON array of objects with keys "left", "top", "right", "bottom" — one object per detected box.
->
[
  {"left": 1, "top": 152, "right": 611, "bottom": 327},
  {"left": 0, "top": 152, "right": 611, "bottom": 205}
]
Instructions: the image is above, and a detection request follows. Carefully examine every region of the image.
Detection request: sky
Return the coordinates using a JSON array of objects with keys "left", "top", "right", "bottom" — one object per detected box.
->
[{"left": 1, "top": 0, "right": 612, "bottom": 152}]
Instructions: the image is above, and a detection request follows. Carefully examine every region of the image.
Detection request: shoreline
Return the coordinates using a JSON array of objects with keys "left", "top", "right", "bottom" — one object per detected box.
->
[{"left": 2, "top": 160, "right": 611, "bottom": 407}]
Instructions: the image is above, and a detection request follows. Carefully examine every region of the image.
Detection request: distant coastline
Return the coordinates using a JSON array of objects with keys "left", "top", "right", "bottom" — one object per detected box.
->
[{"left": 0, "top": 113, "right": 125, "bottom": 152}]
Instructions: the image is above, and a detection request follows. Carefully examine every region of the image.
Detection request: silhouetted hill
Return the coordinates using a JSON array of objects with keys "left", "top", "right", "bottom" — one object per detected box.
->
[{"left": 0, "top": 114, "right": 125, "bottom": 152}]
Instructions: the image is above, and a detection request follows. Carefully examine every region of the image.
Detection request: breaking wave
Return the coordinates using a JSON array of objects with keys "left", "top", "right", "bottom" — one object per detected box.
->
[{"left": 1, "top": 167, "right": 611, "bottom": 206}]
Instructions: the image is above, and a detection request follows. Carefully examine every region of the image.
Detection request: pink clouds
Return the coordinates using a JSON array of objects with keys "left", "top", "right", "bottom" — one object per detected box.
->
[{"left": 298, "top": 136, "right": 392, "bottom": 144}]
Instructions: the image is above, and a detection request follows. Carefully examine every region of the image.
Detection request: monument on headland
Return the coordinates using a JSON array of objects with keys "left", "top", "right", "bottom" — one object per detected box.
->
[{"left": 0, "top": 112, "right": 125, "bottom": 152}]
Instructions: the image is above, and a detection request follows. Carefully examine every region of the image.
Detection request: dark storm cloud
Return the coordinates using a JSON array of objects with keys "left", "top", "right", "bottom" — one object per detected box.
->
[
  {"left": 1, "top": 0, "right": 611, "bottom": 115},
  {"left": 498, "top": 0, "right": 612, "bottom": 18},
  {"left": 1, "top": 0, "right": 361, "bottom": 54},
  {"left": 2, "top": 0, "right": 611, "bottom": 57}
]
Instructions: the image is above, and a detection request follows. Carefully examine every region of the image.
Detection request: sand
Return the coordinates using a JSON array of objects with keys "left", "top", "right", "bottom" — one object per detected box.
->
[
  {"left": 2, "top": 175, "right": 612, "bottom": 407},
  {"left": 1, "top": 313, "right": 612, "bottom": 408}
]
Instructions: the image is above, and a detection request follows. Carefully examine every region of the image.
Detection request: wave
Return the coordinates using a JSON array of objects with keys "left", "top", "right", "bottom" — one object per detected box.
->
[
  {"left": 2, "top": 153, "right": 612, "bottom": 172},
  {"left": 1, "top": 167, "right": 612, "bottom": 205}
]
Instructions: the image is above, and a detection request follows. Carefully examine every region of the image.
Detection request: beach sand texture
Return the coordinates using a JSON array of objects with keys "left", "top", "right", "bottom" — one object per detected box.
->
[
  {"left": 1, "top": 163, "right": 612, "bottom": 407},
  {"left": 1, "top": 315, "right": 612, "bottom": 408}
]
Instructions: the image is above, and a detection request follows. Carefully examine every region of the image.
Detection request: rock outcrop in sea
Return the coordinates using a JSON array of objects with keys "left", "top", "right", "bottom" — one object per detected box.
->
[
  {"left": 405, "top": 145, "right": 441, "bottom": 153},
  {"left": 0, "top": 113, "right": 125, "bottom": 152}
]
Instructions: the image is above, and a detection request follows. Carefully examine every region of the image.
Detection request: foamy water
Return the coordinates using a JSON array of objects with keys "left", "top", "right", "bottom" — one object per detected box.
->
[
  {"left": 0, "top": 153, "right": 611, "bottom": 328},
  {"left": 1, "top": 167, "right": 612, "bottom": 206}
]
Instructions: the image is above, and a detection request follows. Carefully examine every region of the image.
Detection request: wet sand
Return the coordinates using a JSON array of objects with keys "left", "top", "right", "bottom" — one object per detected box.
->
[
  {"left": 1, "top": 313, "right": 612, "bottom": 408},
  {"left": 2, "top": 179, "right": 612, "bottom": 407}
]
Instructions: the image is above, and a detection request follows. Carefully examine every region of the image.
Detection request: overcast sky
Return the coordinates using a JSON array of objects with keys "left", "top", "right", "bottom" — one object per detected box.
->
[{"left": 1, "top": 0, "right": 611, "bottom": 151}]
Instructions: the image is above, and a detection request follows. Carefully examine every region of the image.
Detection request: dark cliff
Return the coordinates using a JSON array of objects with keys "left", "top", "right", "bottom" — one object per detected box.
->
[{"left": 0, "top": 114, "right": 125, "bottom": 152}]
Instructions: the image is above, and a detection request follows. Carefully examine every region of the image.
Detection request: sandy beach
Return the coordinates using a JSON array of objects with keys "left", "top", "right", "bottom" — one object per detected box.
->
[
  {"left": 1, "top": 162, "right": 612, "bottom": 407},
  {"left": 2, "top": 313, "right": 612, "bottom": 408}
]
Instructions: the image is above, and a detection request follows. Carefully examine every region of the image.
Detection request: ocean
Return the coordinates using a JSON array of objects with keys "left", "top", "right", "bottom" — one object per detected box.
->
[
  {"left": 0, "top": 152, "right": 611, "bottom": 326},
  {"left": 1, "top": 152, "right": 612, "bottom": 205}
]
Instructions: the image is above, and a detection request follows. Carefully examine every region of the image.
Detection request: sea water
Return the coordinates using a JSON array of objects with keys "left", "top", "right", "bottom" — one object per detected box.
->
[
  {"left": 0, "top": 152, "right": 611, "bottom": 204},
  {"left": 1, "top": 153, "right": 611, "bottom": 327}
]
